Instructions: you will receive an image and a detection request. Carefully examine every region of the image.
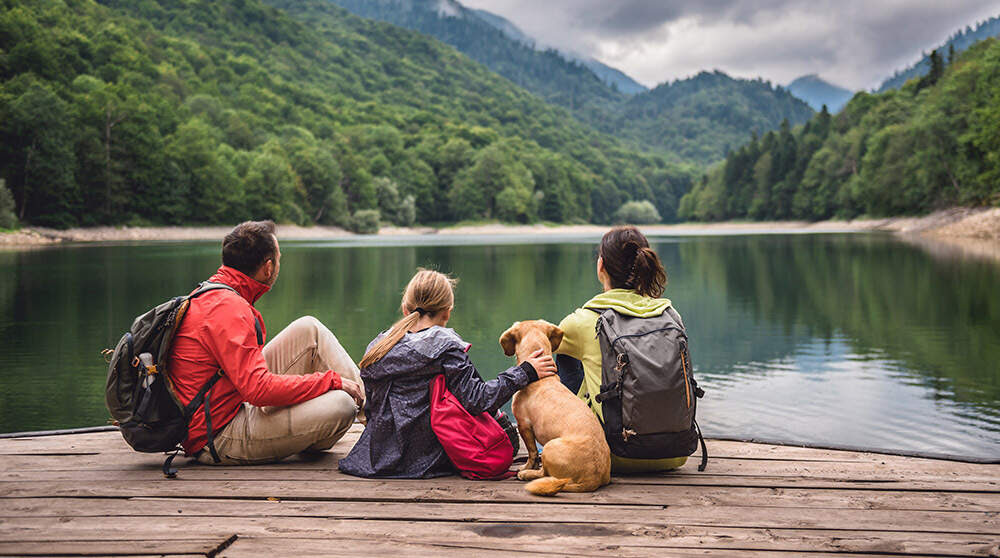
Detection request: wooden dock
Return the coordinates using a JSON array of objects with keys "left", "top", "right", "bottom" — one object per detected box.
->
[{"left": 1, "top": 424, "right": 997, "bottom": 557}]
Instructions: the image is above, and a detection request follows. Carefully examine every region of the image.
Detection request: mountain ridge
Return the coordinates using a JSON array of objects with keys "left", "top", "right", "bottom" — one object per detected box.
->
[
  {"left": 324, "top": 0, "right": 815, "bottom": 163},
  {"left": 878, "top": 14, "right": 1000, "bottom": 92},
  {"left": 787, "top": 74, "right": 854, "bottom": 113}
]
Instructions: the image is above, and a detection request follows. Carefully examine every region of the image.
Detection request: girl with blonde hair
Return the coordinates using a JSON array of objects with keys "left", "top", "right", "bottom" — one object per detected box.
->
[{"left": 339, "top": 269, "right": 556, "bottom": 478}]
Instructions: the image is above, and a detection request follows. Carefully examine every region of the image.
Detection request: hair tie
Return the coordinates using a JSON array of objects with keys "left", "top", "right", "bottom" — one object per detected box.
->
[{"left": 413, "top": 307, "right": 427, "bottom": 315}]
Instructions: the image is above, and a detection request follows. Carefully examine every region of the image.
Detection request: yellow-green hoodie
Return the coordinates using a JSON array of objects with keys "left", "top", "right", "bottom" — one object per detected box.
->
[{"left": 557, "top": 288, "right": 687, "bottom": 473}]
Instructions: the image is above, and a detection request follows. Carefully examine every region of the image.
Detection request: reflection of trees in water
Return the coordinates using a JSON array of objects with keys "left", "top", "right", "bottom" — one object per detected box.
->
[
  {"left": 676, "top": 234, "right": 1000, "bottom": 410},
  {"left": 655, "top": 239, "right": 812, "bottom": 378}
]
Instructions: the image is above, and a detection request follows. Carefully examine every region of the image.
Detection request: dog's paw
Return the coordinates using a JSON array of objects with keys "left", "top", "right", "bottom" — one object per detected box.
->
[{"left": 517, "top": 468, "right": 545, "bottom": 481}]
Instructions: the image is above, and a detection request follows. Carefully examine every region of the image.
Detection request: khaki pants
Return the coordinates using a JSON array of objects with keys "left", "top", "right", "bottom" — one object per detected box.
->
[{"left": 197, "top": 316, "right": 362, "bottom": 465}]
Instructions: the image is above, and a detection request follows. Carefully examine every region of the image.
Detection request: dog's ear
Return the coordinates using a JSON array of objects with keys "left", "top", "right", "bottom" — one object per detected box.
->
[
  {"left": 499, "top": 323, "right": 520, "bottom": 356},
  {"left": 545, "top": 322, "right": 565, "bottom": 352}
]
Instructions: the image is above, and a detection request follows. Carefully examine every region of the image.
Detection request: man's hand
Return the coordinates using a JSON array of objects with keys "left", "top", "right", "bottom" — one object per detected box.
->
[
  {"left": 339, "top": 378, "right": 364, "bottom": 407},
  {"left": 526, "top": 349, "right": 557, "bottom": 379}
]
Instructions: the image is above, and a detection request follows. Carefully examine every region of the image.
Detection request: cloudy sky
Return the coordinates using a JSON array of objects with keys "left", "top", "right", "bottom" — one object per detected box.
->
[{"left": 460, "top": 0, "right": 1000, "bottom": 91}]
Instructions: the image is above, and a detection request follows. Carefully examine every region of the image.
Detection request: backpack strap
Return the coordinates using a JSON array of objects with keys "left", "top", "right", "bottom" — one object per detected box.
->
[
  {"left": 181, "top": 370, "right": 225, "bottom": 463},
  {"left": 182, "top": 282, "right": 263, "bottom": 464},
  {"left": 193, "top": 282, "right": 264, "bottom": 345},
  {"left": 694, "top": 419, "right": 708, "bottom": 471},
  {"left": 665, "top": 306, "right": 685, "bottom": 330}
]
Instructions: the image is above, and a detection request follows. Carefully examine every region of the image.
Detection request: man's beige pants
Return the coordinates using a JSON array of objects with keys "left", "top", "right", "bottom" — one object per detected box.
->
[{"left": 197, "top": 316, "right": 362, "bottom": 465}]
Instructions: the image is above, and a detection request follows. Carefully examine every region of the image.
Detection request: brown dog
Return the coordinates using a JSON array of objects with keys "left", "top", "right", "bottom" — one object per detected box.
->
[{"left": 500, "top": 320, "right": 611, "bottom": 495}]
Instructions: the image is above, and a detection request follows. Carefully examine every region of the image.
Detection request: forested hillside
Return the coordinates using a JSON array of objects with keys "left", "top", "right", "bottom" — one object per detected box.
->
[
  {"left": 679, "top": 39, "right": 1000, "bottom": 221},
  {"left": 324, "top": 0, "right": 627, "bottom": 125},
  {"left": 468, "top": 7, "right": 648, "bottom": 95},
  {"left": 878, "top": 15, "right": 1000, "bottom": 92},
  {"left": 0, "top": 0, "right": 694, "bottom": 229},
  {"left": 325, "top": 0, "right": 814, "bottom": 164},
  {"left": 616, "top": 71, "right": 814, "bottom": 163}
]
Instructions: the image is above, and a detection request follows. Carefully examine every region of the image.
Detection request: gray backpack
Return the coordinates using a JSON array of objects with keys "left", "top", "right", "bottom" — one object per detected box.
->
[{"left": 591, "top": 306, "right": 707, "bottom": 470}]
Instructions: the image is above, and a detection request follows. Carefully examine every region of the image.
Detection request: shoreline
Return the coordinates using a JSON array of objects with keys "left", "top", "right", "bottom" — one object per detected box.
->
[{"left": 2, "top": 207, "right": 997, "bottom": 247}]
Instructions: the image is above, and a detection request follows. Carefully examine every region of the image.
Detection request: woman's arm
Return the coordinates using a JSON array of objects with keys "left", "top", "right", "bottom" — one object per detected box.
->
[{"left": 440, "top": 348, "right": 538, "bottom": 415}]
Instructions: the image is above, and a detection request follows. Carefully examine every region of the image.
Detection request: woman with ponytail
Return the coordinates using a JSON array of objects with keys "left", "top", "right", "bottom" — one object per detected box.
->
[
  {"left": 339, "top": 269, "right": 556, "bottom": 478},
  {"left": 555, "top": 226, "right": 688, "bottom": 473}
]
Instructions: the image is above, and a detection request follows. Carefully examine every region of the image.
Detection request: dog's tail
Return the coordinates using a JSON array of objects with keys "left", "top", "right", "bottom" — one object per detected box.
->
[{"left": 524, "top": 476, "right": 571, "bottom": 496}]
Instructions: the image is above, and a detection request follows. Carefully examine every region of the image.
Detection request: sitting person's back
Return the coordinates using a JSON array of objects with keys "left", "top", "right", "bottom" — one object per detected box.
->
[
  {"left": 339, "top": 269, "right": 555, "bottom": 478},
  {"left": 169, "top": 220, "right": 364, "bottom": 465},
  {"left": 556, "top": 226, "right": 689, "bottom": 474}
]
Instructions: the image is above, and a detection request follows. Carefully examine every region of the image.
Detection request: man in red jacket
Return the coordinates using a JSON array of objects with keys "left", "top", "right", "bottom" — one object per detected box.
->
[{"left": 170, "top": 220, "right": 364, "bottom": 465}]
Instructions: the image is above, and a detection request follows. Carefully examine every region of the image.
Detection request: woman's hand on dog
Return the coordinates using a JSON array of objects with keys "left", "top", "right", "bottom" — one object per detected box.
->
[{"left": 526, "top": 349, "right": 557, "bottom": 379}]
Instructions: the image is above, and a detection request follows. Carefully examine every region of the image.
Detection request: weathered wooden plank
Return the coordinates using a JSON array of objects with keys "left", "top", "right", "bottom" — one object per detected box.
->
[
  {"left": 220, "top": 537, "right": 561, "bottom": 558},
  {"left": 6, "top": 430, "right": 987, "bottom": 467},
  {"left": 2, "top": 516, "right": 993, "bottom": 557},
  {"left": 0, "top": 539, "right": 218, "bottom": 556},
  {"left": 2, "top": 451, "right": 995, "bottom": 489},
  {"left": 2, "top": 498, "right": 998, "bottom": 556},
  {"left": 1, "top": 473, "right": 995, "bottom": 512},
  {"left": 0, "top": 499, "right": 994, "bottom": 535},
  {"left": 4, "top": 464, "right": 997, "bottom": 488},
  {"left": 0, "top": 465, "right": 990, "bottom": 493},
  {"left": 2, "top": 476, "right": 998, "bottom": 516},
  {"left": 218, "top": 536, "right": 953, "bottom": 558}
]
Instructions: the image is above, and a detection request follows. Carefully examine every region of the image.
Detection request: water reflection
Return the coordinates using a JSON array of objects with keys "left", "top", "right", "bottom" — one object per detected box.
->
[{"left": 0, "top": 234, "right": 997, "bottom": 459}]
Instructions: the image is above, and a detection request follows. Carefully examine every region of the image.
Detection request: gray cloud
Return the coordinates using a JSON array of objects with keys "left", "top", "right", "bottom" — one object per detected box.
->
[{"left": 460, "top": 0, "right": 1000, "bottom": 90}]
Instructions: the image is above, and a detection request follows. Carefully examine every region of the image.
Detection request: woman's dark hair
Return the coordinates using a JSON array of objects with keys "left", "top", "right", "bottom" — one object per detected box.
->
[
  {"left": 599, "top": 226, "right": 667, "bottom": 298},
  {"left": 222, "top": 220, "right": 277, "bottom": 276}
]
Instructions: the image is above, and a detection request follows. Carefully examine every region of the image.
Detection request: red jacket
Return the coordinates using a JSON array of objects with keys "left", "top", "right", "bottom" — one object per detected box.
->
[{"left": 170, "top": 266, "right": 342, "bottom": 455}]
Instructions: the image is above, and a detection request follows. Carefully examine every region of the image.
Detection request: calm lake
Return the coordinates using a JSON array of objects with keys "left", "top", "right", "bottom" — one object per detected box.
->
[{"left": 1, "top": 233, "right": 998, "bottom": 460}]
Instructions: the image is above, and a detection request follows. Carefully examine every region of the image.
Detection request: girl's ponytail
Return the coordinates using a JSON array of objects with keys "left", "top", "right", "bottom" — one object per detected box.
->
[
  {"left": 359, "top": 269, "right": 457, "bottom": 369},
  {"left": 359, "top": 311, "right": 422, "bottom": 369}
]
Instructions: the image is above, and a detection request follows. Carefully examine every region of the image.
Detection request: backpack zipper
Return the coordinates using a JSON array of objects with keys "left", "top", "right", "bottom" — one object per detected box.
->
[
  {"left": 609, "top": 325, "right": 685, "bottom": 349},
  {"left": 680, "top": 348, "right": 691, "bottom": 408}
]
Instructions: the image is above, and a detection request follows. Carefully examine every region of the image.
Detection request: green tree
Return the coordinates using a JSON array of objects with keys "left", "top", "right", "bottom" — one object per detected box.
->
[
  {"left": 613, "top": 200, "right": 662, "bottom": 224},
  {"left": 0, "top": 179, "right": 18, "bottom": 229},
  {"left": 0, "top": 79, "right": 79, "bottom": 227},
  {"left": 450, "top": 143, "right": 534, "bottom": 220},
  {"left": 164, "top": 118, "right": 242, "bottom": 223},
  {"left": 244, "top": 146, "right": 300, "bottom": 222},
  {"left": 349, "top": 209, "right": 380, "bottom": 234}
]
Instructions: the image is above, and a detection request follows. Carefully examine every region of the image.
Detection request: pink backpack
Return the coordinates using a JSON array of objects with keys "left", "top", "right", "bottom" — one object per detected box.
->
[{"left": 429, "top": 375, "right": 515, "bottom": 480}]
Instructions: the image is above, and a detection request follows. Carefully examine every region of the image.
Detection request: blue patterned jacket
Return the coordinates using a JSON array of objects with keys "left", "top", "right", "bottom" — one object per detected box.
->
[{"left": 339, "top": 326, "right": 536, "bottom": 478}]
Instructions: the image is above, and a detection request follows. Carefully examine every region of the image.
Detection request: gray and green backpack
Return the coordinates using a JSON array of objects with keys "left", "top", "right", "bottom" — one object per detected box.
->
[
  {"left": 104, "top": 282, "right": 261, "bottom": 477},
  {"left": 590, "top": 306, "right": 708, "bottom": 470}
]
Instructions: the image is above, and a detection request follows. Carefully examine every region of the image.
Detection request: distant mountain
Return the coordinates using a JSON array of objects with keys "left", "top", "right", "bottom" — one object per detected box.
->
[
  {"left": 468, "top": 7, "right": 648, "bottom": 95},
  {"left": 324, "top": 0, "right": 811, "bottom": 164},
  {"left": 878, "top": 14, "right": 1000, "bottom": 92},
  {"left": 578, "top": 58, "right": 648, "bottom": 95},
  {"left": 616, "top": 71, "right": 815, "bottom": 163},
  {"left": 787, "top": 74, "right": 854, "bottom": 113},
  {"left": 325, "top": 0, "right": 627, "bottom": 124},
  {"left": 468, "top": 8, "right": 533, "bottom": 44}
]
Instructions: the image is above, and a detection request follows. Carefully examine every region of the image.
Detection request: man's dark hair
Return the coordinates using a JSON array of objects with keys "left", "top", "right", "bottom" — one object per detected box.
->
[{"left": 222, "top": 220, "right": 277, "bottom": 276}]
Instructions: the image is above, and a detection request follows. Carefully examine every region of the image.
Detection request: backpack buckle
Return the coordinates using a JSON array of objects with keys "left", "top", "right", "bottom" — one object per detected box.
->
[{"left": 614, "top": 352, "right": 628, "bottom": 372}]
